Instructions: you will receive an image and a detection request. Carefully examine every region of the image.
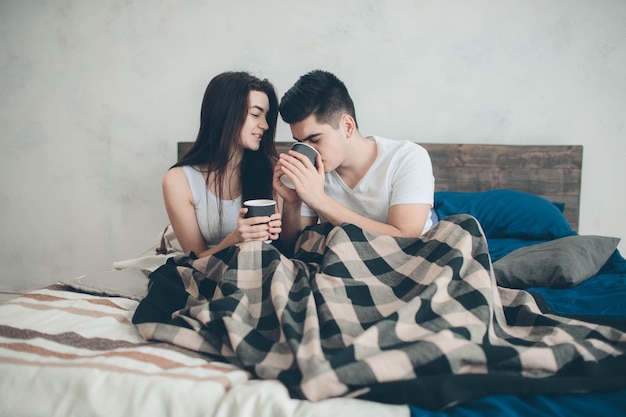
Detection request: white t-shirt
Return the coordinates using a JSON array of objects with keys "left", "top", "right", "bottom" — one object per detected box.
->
[
  {"left": 183, "top": 165, "right": 241, "bottom": 248},
  {"left": 301, "top": 136, "right": 438, "bottom": 234}
]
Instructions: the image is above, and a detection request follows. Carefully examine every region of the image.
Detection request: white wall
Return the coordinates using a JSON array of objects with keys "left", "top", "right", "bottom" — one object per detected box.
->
[{"left": 1, "top": 0, "right": 625, "bottom": 292}]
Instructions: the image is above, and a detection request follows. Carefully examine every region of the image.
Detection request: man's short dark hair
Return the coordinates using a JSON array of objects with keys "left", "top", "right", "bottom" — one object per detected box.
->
[{"left": 279, "top": 70, "right": 358, "bottom": 129}]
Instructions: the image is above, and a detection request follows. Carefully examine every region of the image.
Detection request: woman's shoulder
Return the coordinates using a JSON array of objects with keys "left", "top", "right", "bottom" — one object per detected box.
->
[
  {"left": 163, "top": 165, "right": 202, "bottom": 188},
  {"left": 165, "top": 165, "right": 206, "bottom": 178},
  {"left": 162, "top": 166, "right": 199, "bottom": 203},
  {"left": 163, "top": 165, "right": 186, "bottom": 180}
]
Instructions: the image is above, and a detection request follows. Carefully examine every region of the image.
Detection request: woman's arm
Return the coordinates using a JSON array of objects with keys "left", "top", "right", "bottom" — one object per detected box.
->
[
  {"left": 162, "top": 167, "right": 211, "bottom": 255},
  {"left": 162, "top": 168, "right": 275, "bottom": 258}
]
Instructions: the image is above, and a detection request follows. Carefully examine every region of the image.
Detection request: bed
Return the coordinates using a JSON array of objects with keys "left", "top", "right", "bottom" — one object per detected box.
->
[{"left": 1, "top": 142, "right": 625, "bottom": 417}]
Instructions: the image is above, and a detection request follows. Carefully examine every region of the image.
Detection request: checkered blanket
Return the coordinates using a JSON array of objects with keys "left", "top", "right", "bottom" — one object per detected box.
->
[{"left": 132, "top": 214, "right": 626, "bottom": 410}]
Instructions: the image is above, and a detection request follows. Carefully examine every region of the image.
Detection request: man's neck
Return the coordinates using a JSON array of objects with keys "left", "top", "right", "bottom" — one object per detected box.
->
[{"left": 335, "top": 135, "right": 377, "bottom": 189}]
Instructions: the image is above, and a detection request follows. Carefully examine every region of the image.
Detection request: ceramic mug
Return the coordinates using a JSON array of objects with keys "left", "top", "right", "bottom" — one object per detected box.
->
[
  {"left": 243, "top": 199, "right": 276, "bottom": 243},
  {"left": 280, "top": 142, "right": 319, "bottom": 189}
]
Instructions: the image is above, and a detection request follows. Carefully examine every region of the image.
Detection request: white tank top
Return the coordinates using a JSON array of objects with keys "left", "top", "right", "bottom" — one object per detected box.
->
[{"left": 182, "top": 166, "right": 241, "bottom": 248}]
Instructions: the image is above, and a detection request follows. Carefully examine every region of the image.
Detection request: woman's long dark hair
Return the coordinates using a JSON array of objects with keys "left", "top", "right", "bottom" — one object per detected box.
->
[{"left": 174, "top": 72, "right": 279, "bottom": 206}]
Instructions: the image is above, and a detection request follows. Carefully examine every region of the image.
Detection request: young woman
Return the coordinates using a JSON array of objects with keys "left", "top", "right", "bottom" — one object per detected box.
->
[{"left": 163, "top": 71, "right": 282, "bottom": 258}]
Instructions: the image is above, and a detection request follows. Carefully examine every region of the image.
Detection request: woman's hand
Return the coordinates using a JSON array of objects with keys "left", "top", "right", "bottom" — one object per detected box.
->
[
  {"left": 233, "top": 208, "right": 281, "bottom": 243},
  {"left": 267, "top": 211, "right": 282, "bottom": 241}
]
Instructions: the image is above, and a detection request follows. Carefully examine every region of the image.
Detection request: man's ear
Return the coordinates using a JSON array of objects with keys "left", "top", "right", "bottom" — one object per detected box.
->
[{"left": 341, "top": 114, "right": 356, "bottom": 138}]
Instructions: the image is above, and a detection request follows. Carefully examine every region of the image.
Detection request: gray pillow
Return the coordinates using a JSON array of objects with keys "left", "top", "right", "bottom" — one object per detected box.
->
[{"left": 493, "top": 235, "right": 620, "bottom": 289}]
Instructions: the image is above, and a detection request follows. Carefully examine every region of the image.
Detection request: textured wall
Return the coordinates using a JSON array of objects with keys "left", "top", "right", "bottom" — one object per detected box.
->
[{"left": 1, "top": 0, "right": 625, "bottom": 291}]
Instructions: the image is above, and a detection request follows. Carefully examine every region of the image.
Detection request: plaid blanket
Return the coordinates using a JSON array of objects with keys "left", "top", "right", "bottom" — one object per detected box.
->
[{"left": 132, "top": 214, "right": 626, "bottom": 410}]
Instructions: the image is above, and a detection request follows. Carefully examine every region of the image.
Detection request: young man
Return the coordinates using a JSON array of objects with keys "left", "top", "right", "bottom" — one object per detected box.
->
[{"left": 273, "top": 70, "right": 438, "bottom": 248}]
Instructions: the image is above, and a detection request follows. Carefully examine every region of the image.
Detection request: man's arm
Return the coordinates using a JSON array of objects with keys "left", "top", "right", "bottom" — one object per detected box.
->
[
  {"left": 277, "top": 148, "right": 432, "bottom": 240},
  {"left": 311, "top": 194, "right": 430, "bottom": 237},
  {"left": 273, "top": 159, "right": 318, "bottom": 250}
]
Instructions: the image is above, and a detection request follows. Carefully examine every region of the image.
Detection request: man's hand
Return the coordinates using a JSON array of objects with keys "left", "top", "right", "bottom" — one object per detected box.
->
[
  {"left": 273, "top": 158, "right": 300, "bottom": 204},
  {"left": 277, "top": 151, "right": 326, "bottom": 209}
]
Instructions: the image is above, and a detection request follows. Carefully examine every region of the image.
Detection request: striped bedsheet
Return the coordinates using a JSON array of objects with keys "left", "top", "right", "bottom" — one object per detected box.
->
[{"left": 0, "top": 285, "right": 408, "bottom": 417}]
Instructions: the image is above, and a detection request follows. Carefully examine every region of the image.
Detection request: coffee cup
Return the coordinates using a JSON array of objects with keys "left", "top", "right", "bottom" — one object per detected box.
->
[
  {"left": 280, "top": 142, "right": 320, "bottom": 189},
  {"left": 243, "top": 199, "right": 276, "bottom": 242}
]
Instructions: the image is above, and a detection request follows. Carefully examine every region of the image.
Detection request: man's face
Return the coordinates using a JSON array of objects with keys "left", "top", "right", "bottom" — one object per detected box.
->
[{"left": 288, "top": 114, "right": 345, "bottom": 172}]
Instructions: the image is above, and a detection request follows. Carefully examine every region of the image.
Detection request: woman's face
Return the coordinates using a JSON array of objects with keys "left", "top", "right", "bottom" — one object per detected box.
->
[{"left": 239, "top": 90, "right": 270, "bottom": 151}]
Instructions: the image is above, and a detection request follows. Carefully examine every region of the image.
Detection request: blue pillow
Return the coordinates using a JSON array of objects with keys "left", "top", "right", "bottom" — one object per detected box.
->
[
  {"left": 552, "top": 201, "right": 566, "bottom": 212},
  {"left": 434, "top": 190, "right": 575, "bottom": 240},
  {"left": 486, "top": 237, "right": 551, "bottom": 262}
]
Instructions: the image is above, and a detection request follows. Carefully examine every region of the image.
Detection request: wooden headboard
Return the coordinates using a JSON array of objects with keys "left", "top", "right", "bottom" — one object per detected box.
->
[{"left": 177, "top": 142, "right": 582, "bottom": 231}]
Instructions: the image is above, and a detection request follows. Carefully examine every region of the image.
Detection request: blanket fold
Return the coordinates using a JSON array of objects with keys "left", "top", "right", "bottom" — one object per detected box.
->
[{"left": 132, "top": 214, "right": 626, "bottom": 410}]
